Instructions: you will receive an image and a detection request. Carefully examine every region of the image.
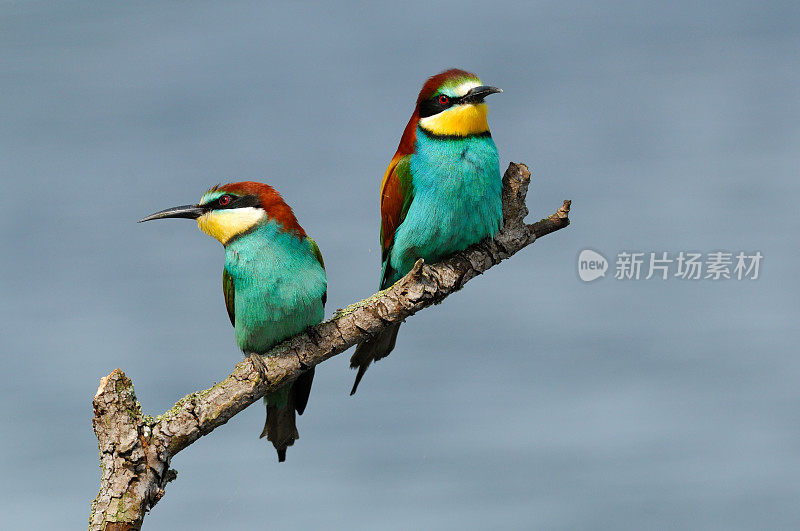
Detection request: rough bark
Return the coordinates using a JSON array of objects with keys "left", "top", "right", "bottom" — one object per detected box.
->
[{"left": 89, "top": 162, "right": 571, "bottom": 530}]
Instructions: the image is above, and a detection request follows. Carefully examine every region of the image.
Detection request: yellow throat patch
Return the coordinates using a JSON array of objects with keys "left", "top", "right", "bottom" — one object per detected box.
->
[
  {"left": 197, "top": 208, "right": 265, "bottom": 245},
  {"left": 419, "top": 103, "right": 489, "bottom": 137}
]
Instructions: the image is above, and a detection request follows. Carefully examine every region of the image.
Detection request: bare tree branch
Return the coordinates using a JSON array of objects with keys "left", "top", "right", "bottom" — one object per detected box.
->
[{"left": 89, "top": 162, "right": 571, "bottom": 530}]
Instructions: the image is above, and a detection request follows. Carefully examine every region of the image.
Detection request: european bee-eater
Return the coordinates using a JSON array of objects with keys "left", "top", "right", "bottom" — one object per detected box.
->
[
  {"left": 140, "top": 182, "right": 327, "bottom": 462},
  {"left": 350, "top": 68, "right": 504, "bottom": 395}
]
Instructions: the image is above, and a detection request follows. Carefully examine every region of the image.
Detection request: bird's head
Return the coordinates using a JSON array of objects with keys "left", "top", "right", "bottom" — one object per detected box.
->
[
  {"left": 139, "top": 181, "right": 305, "bottom": 245},
  {"left": 415, "top": 68, "right": 502, "bottom": 137}
]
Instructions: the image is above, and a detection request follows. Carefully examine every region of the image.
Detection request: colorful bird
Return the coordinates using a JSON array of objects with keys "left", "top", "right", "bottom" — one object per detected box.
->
[
  {"left": 350, "top": 68, "right": 504, "bottom": 395},
  {"left": 140, "top": 182, "right": 327, "bottom": 462}
]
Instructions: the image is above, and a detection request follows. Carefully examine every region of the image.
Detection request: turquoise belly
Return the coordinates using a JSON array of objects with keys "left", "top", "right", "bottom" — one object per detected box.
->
[
  {"left": 386, "top": 129, "right": 503, "bottom": 286},
  {"left": 224, "top": 221, "right": 326, "bottom": 353}
]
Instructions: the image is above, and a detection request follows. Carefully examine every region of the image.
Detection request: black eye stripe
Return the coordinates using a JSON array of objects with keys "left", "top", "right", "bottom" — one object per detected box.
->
[
  {"left": 205, "top": 194, "right": 261, "bottom": 210},
  {"left": 418, "top": 93, "right": 465, "bottom": 118},
  {"left": 226, "top": 194, "right": 260, "bottom": 209}
]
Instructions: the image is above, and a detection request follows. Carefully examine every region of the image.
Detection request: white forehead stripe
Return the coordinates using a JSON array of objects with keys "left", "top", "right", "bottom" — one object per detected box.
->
[{"left": 452, "top": 80, "right": 481, "bottom": 97}]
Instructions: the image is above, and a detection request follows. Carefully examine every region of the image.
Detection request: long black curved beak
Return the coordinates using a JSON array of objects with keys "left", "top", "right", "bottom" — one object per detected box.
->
[
  {"left": 462, "top": 85, "right": 503, "bottom": 104},
  {"left": 138, "top": 204, "right": 205, "bottom": 223}
]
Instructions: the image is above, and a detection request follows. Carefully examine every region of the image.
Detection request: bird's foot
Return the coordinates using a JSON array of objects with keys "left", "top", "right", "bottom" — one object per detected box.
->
[
  {"left": 295, "top": 352, "right": 309, "bottom": 371},
  {"left": 305, "top": 324, "right": 323, "bottom": 345},
  {"left": 248, "top": 353, "right": 270, "bottom": 384}
]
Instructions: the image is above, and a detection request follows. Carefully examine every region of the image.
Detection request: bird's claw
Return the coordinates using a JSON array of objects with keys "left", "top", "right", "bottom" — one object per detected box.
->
[
  {"left": 305, "top": 324, "right": 323, "bottom": 345},
  {"left": 248, "top": 353, "right": 270, "bottom": 384},
  {"left": 296, "top": 352, "right": 310, "bottom": 371}
]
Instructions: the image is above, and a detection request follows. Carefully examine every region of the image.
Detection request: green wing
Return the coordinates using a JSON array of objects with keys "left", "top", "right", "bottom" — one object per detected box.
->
[
  {"left": 307, "top": 236, "right": 325, "bottom": 271},
  {"left": 379, "top": 155, "right": 413, "bottom": 288},
  {"left": 379, "top": 155, "right": 414, "bottom": 260},
  {"left": 222, "top": 268, "right": 236, "bottom": 327},
  {"left": 306, "top": 237, "right": 327, "bottom": 307}
]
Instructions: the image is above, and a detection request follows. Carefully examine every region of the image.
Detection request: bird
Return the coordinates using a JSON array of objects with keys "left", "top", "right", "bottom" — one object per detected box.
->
[
  {"left": 349, "top": 68, "right": 504, "bottom": 395},
  {"left": 139, "top": 181, "right": 327, "bottom": 462}
]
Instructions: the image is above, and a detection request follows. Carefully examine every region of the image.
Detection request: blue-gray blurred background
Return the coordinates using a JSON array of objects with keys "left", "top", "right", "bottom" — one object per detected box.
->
[{"left": 2, "top": 1, "right": 798, "bottom": 529}]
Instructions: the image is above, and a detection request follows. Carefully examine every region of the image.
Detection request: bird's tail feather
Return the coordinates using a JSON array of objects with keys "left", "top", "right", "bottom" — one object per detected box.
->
[
  {"left": 260, "top": 367, "right": 315, "bottom": 462},
  {"left": 349, "top": 322, "right": 401, "bottom": 395}
]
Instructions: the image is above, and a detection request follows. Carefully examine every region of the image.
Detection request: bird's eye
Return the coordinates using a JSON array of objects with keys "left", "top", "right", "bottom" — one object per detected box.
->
[
  {"left": 438, "top": 94, "right": 450, "bottom": 105},
  {"left": 218, "top": 195, "right": 232, "bottom": 206}
]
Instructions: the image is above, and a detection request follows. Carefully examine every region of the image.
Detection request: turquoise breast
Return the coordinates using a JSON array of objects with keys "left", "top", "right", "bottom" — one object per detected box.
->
[
  {"left": 224, "top": 221, "right": 326, "bottom": 353},
  {"left": 386, "top": 128, "right": 503, "bottom": 286}
]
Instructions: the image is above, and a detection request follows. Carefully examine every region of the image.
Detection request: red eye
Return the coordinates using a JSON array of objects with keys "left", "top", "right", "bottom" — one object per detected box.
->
[
  {"left": 438, "top": 94, "right": 449, "bottom": 105},
  {"left": 219, "top": 195, "right": 232, "bottom": 206}
]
